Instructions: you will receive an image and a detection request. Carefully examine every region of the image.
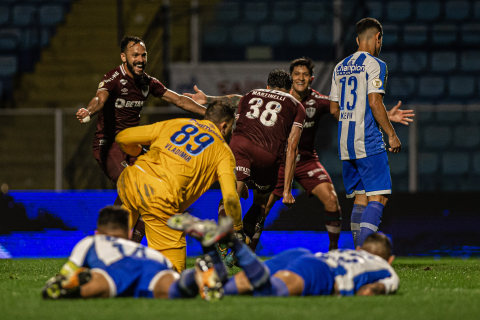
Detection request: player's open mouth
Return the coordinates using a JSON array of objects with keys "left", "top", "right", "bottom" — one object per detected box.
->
[{"left": 134, "top": 65, "right": 144, "bottom": 72}]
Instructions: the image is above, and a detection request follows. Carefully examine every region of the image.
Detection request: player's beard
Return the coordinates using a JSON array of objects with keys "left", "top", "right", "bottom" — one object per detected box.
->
[{"left": 126, "top": 60, "right": 146, "bottom": 79}]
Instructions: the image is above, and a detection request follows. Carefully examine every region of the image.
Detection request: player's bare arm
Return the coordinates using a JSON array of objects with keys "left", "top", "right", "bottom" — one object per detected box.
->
[
  {"left": 183, "top": 85, "right": 243, "bottom": 108},
  {"left": 283, "top": 126, "right": 302, "bottom": 208},
  {"left": 368, "top": 92, "right": 401, "bottom": 153},
  {"left": 355, "top": 282, "right": 387, "bottom": 296},
  {"left": 386, "top": 101, "right": 415, "bottom": 125},
  {"left": 115, "top": 126, "right": 152, "bottom": 157},
  {"left": 161, "top": 89, "right": 207, "bottom": 116},
  {"left": 330, "top": 101, "right": 340, "bottom": 121},
  {"left": 76, "top": 90, "right": 109, "bottom": 124}
]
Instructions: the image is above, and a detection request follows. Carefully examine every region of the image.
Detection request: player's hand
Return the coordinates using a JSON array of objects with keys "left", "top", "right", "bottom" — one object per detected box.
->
[
  {"left": 282, "top": 192, "right": 295, "bottom": 209},
  {"left": 388, "top": 101, "right": 414, "bottom": 126},
  {"left": 76, "top": 108, "right": 91, "bottom": 124},
  {"left": 388, "top": 135, "right": 401, "bottom": 154},
  {"left": 183, "top": 85, "right": 207, "bottom": 105},
  {"left": 240, "top": 183, "right": 249, "bottom": 200}
]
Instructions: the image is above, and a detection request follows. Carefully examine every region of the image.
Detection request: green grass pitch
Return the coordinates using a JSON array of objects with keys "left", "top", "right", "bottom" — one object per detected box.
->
[{"left": 1, "top": 257, "right": 480, "bottom": 320}]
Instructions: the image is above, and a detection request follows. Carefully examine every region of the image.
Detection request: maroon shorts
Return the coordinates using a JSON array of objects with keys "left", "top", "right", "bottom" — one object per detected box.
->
[
  {"left": 273, "top": 156, "right": 332, "bottom": 197},
  {"left": 230, "top": 135, "right": 281, "bottom": 194},
  {"left": 92, "top": 138, "right": 137, "bottom": 184}
]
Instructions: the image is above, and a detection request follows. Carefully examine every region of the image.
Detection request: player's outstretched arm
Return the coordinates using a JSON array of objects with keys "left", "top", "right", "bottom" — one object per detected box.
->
[
  {"left": 368, "top": 93, "right": 401, "bottom": 154},
  {"left": 76, "top": 90, "right": 109, "bottom": 123},
  {"left": 330, "top": 101, "right": 340, "bottom": 121},
  {"left": 183, "top": 85, "right": 243, "bottom": 108},
  {"left": 356, "top": 282, "right": 387, "bottom": 296},
  {"left": 387, "top": 101, "right": 415, "bottom": 125},
  {"left": 115, "top": 126, "right": 152, "bottom": 157},
  {"left": 283, "top": 126, "right": 302, "bottom": 208},
  {"left": 162, "top": 89, "right": 207, "bottom": 116}
]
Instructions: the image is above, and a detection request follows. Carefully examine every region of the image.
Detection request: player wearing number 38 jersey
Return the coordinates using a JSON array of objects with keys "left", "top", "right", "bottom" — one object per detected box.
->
[{"left": 114, "top": 101, "right": 240, "bottom": 272}]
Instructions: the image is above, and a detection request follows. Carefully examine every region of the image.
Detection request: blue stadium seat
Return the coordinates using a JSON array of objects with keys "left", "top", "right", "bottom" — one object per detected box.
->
[
  {"left": 389, "top": 153, "right": 408, "bottom": 175},
  {"left": 419, "top": 77, "right": 445, "bottom": 98},
  {"left": 316, "top": 24, "right": 333, "bottom": 45},
  {"left": 442, "top": 152, "right": 469, "bottom": 175},
  {"left": 259, "top": 25, "right": 283, "bottom": 45},
  {"left": 0, "top": 29, "right": 20, "bottom": 52},
  {"left": 389, "top": 77, "right": 415, "bottom": 98},
  {"left": 287, "top": 24, "right": 312, "bottom": 45},
  {"left": 474, "top": 153, "right": 480, "bottom": 174},
  {"left": 214, "top": 2, "right": 239, "bottom": 22},
  {"left": 202, "top": 25, "right": 228, "bottom": 45},
  {"left": 386, "top": 1, "right": 412, "bottom": 21},
  {"left": 380, "top": 52, "right": 397, "bottom": 73},
  {"left": 475, "top": 2, "right": 480, "bottom": 20},
  {"left": 403, "top": 25, "right": 427, "bottom": 45},
  {"left": 460, "top": 51, "right": 480, "bottom": 72},
  {"left": 436, "top": 111, "right": 463, "bottom": 123},
  {"left": 0, "top": 80, "right": 2, "bottom": 99},
  {"left": 445, "top": 1, "right": 470, "bottom": 21},
  {"left": 0, "top": 6, "right": 8, "bottom": 26},
  {"left": 454, "top": 126, "right": 480, "bottom": 148},
  {"left": 382, "top": 24, "right": 399, "bottom": 46},
  {"left": 13, "top": 5, "right": 37, "bottom": 26},
  {"left": 462, "top": 24, "right": 480, "bottom": 44},
  {"left": 432, "top": 24, "right": 457, "bottom": 44},
  {"left": 273, "top": 2, "right": 296, "bottom": 22},
  {"left": 418, "top": 153, "right": 439, "bottom": 174},
  {"left": 367, "top": 1, "right": 383, "bottom": 20},
  {"left": 39, "top": 5, "right": 64, "bottom": 26},
  {"left": 415, "top": 1, "right": 441, "bottom": 21},
  {"left": 244, "top": 2, "right": 268, "bottom": 22},
  {"left": 0, "top": 55, "right": 17, "bottom": 76},
  {"left": 431, "top": 51, "right": 457, "bottom": 72},
  {"left": 466, "top": 111, "right": 480, "bottom": 124},
  {"left": 401, "top": 52, "right": 427, "bottom": 73},
  {"left": 301, "top": 2, "right": 330, "bottom": 22},
  {"left": 448, "top": 76, "right": 475, "bottom": 98},
  {"left": 423, "top": 126, "right": 451, "bottom": 148},
  {"left": 230, "top": 24, "right": 255, "bottom": 46}
]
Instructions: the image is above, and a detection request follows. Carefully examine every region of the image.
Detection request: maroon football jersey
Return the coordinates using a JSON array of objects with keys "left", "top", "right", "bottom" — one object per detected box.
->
[
  {"left": 233, "top": 88, "right": 306, "bottom": 157},
  {"left": 297, "top": 89, "right": 331, "bottom": 160},
  {"left": 94, "top": 64, "right": 167, "bottom": 141}
]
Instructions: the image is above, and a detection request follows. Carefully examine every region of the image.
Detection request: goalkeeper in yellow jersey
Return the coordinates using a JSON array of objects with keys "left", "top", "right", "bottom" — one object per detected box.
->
[{"left": 115, "top": 101, "right": 241, "bottom": 272}]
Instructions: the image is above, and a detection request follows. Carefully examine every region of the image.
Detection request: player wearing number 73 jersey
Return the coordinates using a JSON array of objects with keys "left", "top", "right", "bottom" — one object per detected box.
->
[
  {"left": 115, "top": 101, "right": 240, "bottom": 272},
  {"left": 330, "top": 18, "right": 401, "bottom": 248}
]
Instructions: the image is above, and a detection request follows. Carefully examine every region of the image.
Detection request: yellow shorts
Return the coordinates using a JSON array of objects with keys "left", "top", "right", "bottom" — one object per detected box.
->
[{"left": 117, "top": 165, "right": 186, "bottom": 272}]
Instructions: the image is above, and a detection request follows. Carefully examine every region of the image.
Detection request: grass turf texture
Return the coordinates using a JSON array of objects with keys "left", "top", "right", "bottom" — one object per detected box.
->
[{"left": 1, "top": 257, "right": 479, "bottom": 320}]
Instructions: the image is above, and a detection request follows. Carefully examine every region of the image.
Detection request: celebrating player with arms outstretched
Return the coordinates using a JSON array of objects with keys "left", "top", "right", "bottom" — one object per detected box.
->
[
  {"left": 75, "top": 36, "right": 207, "bottom": 244},
  {"left": 114, "top": 101, "right": 240, "bottom": 272},
  {"left": 330, "top": 18, "right": 400, "bottom": 248}
]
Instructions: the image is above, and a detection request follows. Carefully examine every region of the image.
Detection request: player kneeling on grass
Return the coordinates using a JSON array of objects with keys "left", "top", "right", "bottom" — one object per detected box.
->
[
  {"left": 42, "top": 206, "right": 230, "bottom": 301},
  {"left": 170, "top": 213, "right": 399, "bottom": 297}
]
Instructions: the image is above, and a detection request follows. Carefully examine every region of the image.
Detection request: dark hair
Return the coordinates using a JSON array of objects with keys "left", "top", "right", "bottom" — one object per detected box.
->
[
  {"left": 204, "top": 100, "right": 236, "bottom": 125},
  {"left": 356, "top": 18, "right": 383, "bottom": 39},
  {"left": 362, "top": 233, "right": 392, "bottom": 260},
  {"left": 290, "top": 57, "right": 315, "bottom": 77},
  {"left": 267, "top": 69, "right": 293, "bottom": 90},
  {"left": 97, "top": 206, "right": 129, "bottom": 231},
  {"left": 120, "top": 36, "right": 145, "bottom": 53}
]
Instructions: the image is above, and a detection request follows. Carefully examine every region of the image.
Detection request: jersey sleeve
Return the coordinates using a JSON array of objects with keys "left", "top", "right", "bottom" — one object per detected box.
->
[
  {"left": 378, "top": 268, "right": 400, "bottom": 294},
  {"left": 150, "top": 77, "right": 168, "bottom": 98},
  {"left": 293, "top": 102, "right": 306, "bottom": 129},
  {"left": 366, "top": 58, "right": 388, "bottom": 95},
  {"left": 329, "top": 71, "right": 339, "bottom": 102},
  {"left": 97, "top": 71, "right": 118, "bottom": 93},
  {"left": 68, "top": 236, "right": 94, "bottom": 267}
]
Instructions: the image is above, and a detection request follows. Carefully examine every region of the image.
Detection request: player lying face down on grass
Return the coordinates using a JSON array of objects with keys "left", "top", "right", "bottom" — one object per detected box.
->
[
  {"left": 113, "top": 101, "right": 240, "bottom": 273},
  {"left": 42, "top": 206, "right": 230, "bottom": 301},
  {"left": 170, "top": 213, "right": 399, "bottom": 297}
]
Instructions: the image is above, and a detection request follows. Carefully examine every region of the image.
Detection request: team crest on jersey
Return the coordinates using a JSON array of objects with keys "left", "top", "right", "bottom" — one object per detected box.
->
[
  {"left": 372, "top": 78, "right": 383, "bottom": 88},
  {"left": 98, "top": 82, "right": 104, "bottom": 89},
  {"left": 120, "top": 79, "right": 128, "bottom": 85},
  {"left": 141, "top": 85, "right": 149, "bottom": 97},
  {"left": 306, "top": 107, "right": 316, "bottom": 118}
]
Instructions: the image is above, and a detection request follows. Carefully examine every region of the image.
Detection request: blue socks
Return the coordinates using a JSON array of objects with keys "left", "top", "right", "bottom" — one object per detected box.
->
[
  {"left": 168, "top": 269, "right": 197, "bottom": 299},
  {"left": 351, "top": 204, "right": 366, "bottom": 248},
  {"left": 232, "top": 238, "right": 270, "bottom": 289},
  {"left": 202, "top": 245, "right": 229, "bottom": 284},
  {"left": 358, "top": 201, "right": 384, "bottom": 247}
]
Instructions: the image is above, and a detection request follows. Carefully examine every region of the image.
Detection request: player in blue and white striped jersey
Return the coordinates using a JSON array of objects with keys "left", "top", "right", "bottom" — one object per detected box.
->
[{"left": 330, "top": 18, "right": 402, "bottom": 248}]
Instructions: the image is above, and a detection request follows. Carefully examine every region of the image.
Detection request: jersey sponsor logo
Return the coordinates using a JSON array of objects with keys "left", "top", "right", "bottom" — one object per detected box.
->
[
  {"left": 236, "top": 166, "right": 250, "bottom": 177},
  {"left": 121, "top": 88, "right": 128, "bottom": 94},
  {"left": 307, "top": 168, "right": 324, "bottom": 177},
  {"left": 372, "top": 78, "right": 383, "bottom": 88},
  {"left": 104, "top": 71, "right": 120, "bottom": 83},
  {"left": 115, "top": 98, "right": 144, "bottom": 108},
  {"left": 98, "top": 81, "right": 105, "bottom": 89},
  {"left": 304, "top": 121, "right": 315, "bottom": 128},
  {"left": 306, "top": 106, "right": 316, "bottom": 118},
  {"left": 318, "top": 174, "right": 328, "bottom": 180},
  {"left": 336, "top": 64, "right": 365, "bottom": 76},
  {"left": 120, "top": 79, "right": 128, "bottom": 85}
]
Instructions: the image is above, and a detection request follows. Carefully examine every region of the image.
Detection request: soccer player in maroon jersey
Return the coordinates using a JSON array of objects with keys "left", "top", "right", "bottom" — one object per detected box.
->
[{"left": 75, "top": 36, "right": 207, "bottom": 243}]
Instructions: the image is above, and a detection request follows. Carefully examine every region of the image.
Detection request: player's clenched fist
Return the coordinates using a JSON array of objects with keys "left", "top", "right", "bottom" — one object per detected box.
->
[
  {"left": 388, "top": 135, "right": 401, "bottom": 154},
  {"left": 282, "top": 192, "right": 296, "bottom": 209},
  {"left": 76, "top": 108, "right": 91, "bottom": 124}
]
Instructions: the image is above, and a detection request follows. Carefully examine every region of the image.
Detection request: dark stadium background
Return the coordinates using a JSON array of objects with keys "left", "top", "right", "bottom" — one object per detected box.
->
[{"left": 0, "top": 0, "right": 479, "bottom": 258}]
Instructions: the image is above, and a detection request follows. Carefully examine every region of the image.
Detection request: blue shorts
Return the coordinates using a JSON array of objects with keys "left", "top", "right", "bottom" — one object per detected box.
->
[
  {"left": 92, "top": 258, "right": 174, "bottom": 298},
  {"left": 264, "top": 248, "right": 312, "bottom": 274},
  {"left": 342, "top": 151, "right": 392, "bottom": 198},
  {"left": 282, "top": 254, "right": 334, "bottom": 296}
]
